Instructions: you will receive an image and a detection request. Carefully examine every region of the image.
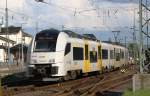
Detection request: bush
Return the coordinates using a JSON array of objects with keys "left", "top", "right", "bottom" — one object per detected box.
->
[{"left": 123, "top": 89, "right": 150, "bottom": 96}]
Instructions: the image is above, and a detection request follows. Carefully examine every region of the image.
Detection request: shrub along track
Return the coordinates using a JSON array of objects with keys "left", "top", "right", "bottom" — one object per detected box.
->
[{"left": 2, "top": 65, "right": 135, "bottom": 96}]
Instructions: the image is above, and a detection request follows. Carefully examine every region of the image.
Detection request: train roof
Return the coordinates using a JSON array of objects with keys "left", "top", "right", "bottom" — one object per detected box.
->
[
  {"left": 37, "top": 29, "right": 60, "bottom": 35},
  {"left": 102, "top": 41, "right": 126, "bottom": 48},
  {"left": 63, "top": 30, "right": 99, "bottom": 41},
  {"left": 62, "top": 30, "right": 83, "bottom": 39},
  {"left": 82, "top": 34, "right": 97, "bottom": 41},
  {"left": 37, "top": 29, "right": 99, "bottom": 42}
]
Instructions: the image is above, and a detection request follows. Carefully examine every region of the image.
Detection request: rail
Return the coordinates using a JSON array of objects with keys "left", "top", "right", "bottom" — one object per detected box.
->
[{"left": 2, "top": 65, "right": 136, "bottom": 96}]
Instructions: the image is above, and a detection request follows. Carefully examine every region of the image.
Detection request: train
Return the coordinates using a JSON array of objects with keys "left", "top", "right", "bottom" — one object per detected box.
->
[{"left": 27, "top": 28, "right": 129, "bottom": 81}]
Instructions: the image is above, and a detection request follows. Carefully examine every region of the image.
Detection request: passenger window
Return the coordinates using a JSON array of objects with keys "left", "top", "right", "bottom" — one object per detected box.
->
[
  {"left": 116, "top": 53, "right": 120, "bottom": 61},
  {"left": 73, "top": 47, "right": 83, "bottom": 60},
  {"left": 121, "top": 51, "right": 124, "bottom": 59},
  {"left": 110, "top": 50, "right": 114, "bottom": 59},
  {"left": 114, "top": 48, "right": 116, "bottom": 59},
  {"left": 102, "top": 49, "right": 108, "bottom": 59},
  {"left": 65, "top": 43, "right": 71, "bottom": 55}
]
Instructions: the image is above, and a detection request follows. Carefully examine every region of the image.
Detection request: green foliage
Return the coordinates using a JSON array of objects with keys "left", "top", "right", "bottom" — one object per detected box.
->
[
  {"left": 123, "top": 89, "right": 150, "bottom": 96},
  {"left": 128, "top": 43, "right": 139, "bottom": 64}
]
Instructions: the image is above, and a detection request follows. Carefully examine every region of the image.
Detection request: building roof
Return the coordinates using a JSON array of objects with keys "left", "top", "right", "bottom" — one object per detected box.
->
[
  {"left": 0, "top": 35, "right": 16, "bottom": 44},
  {"left": 0, "top": 26, "right": 32, "bottom": 37},
  {"left": 10, "top": 44, "right": 28, "bottom": 53},
  {"left": 0, "top": 26, "right": 21, "bottom": 34},
  {"left": 22, "top": 31, "right": 32, "bottom": 37}
]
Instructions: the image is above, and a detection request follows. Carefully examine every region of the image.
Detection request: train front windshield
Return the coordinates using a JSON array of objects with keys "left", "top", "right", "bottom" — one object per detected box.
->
[{"left": 34, "top": 29, "right": 59, "bottom": 52}]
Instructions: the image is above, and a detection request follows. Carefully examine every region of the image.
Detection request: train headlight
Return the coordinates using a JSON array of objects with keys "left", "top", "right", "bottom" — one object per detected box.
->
[
  {"left": 32, "top": 59, "right": 37, "bottom": 63},
  {"left": 49, "top": 59, "right": 55, "bottom": 63},
  {"left": 28, "top": 64, "right": 35, "bottom": 68}
]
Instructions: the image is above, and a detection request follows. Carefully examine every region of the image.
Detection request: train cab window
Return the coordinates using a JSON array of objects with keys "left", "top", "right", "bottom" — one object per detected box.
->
[
  {"left": 102, "top": 49, "right": 108, "bottom": 59},
  {"left": 65, "top": 43, "right": 71, "bottom": 55},
  {"left": 90, "top": 51, "right": 97, "bottom": 63},
  {"left": 34, "top": 40, "right": 56, "bottom": 52},
  {"left": 34, "top": 29, "right": 59, "bottom": 52},
  {"left": 73, "top": 47, "right": 83, "bottom": 60}
]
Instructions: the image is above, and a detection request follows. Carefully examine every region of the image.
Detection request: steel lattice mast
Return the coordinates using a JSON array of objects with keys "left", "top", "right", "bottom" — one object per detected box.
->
[{"left": 139, "top": 0, "right": 150, "bottom": 73}]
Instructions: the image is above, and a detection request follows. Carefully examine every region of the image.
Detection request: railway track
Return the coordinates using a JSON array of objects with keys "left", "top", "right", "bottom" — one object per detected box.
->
[
  {"left": 55, "top": 70, "right": 134, "bottom": 96},
  {"left": 2, "top": 65, "right": 136, "bottom": 96}
]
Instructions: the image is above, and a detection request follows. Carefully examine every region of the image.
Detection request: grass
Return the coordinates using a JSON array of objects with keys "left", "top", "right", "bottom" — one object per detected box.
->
[{"left": 123, "top": 89, "right": 150, "bottom": 96}]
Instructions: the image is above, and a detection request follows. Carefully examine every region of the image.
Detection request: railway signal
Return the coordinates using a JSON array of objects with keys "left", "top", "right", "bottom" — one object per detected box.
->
[{"left": 35, "top": 0, "right": 48, "bottom": 4}]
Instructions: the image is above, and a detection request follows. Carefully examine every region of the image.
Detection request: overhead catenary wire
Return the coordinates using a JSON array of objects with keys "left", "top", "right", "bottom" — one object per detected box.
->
[
  {"left": 0, "top": 0, "right": 140, "bottom": 37},
  {"left": 35, "top": 0, "right": 75, "bottom": 12},
  {"left": 0, "top": 7, "right": 62, "bottom": 28}
]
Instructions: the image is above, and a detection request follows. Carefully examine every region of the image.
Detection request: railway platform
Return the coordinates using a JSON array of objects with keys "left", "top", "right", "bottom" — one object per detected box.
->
[{"left": 0, "top": 64, "right": 25, "bottom": 77}]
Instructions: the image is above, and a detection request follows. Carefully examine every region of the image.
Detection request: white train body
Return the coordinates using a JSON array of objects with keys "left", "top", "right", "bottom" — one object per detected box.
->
[
  {"left": 101, "top": 42, "right": 128, "bottom": 70},
  {"left": 28, "top": 29, "right": 102, "bottom": 79},
  {"left": 27, "top": 29, "right": 128, "bottom": 80}
]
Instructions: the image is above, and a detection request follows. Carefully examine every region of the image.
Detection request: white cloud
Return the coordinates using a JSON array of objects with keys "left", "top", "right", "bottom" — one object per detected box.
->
[
  {"left": 0, "top": 0, "right": 139, "bottom": 41},
  {"left": 0, "top": 0, "right": 24, "bottom": 10},
  {"left": 21, "top": 0, "right": 100, "bottom": 30}
]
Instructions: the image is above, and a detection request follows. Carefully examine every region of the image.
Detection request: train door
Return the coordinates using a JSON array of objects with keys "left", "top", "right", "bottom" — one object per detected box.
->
[
  {"left": 120, "top": 49, "right": 123, "bottom": 66},
  {"left": 83, "top": 44, "right": 90, "bottom": 73},
  {"left": 124, "top": 49, "right": 128, "bottom": 65},
  {"left": 108, "top": 48, "right": 111, "bottom": 69},
  {"left": 110, "top": 49, "right": 114, "bottom": 69},
  {"left": 90, "top": 45, "right": 97, "bottom": 71},
  {"left": 114, "top": 48, "right": 116, "bottom": 68},
  {"left": 109, "top": 47, "right": 113, "bottom": 70},
  {"left": 97, "top": 45, "right": 102, "bottom": 71},
  {"left": 122, "top": 50, "right": 125, "bottom": 65},
  {"left": 116, "top": 48, "right": 120, "bottom": 68},
  {"left": 112, "top": 49, "right": 115, "bottom": 68}
]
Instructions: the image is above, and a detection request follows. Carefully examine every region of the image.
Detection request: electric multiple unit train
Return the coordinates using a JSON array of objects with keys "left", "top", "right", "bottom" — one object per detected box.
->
[{"left": 27, "top": 29, "right": 129, "bottom": 81}]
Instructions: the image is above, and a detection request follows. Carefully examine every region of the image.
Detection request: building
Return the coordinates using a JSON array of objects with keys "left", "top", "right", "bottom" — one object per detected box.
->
[
  {"left": 0, "top": 36, "right": 16, "bottom": 63},
  {"left": 0, "top": 26, "right": 32, "bottom": 64},
  {"left": 0, "top": 26, "right": 32, "bottom": 45}
]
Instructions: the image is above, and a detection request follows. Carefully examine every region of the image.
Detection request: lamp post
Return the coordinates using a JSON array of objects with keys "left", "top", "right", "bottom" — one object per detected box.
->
[
  {"left": 139, "top": 0, "right": 144, "bottom": 73},
  {"left": 21, "top": 33, "right": 24, "bottom": 67},
  {"left": 21, "top": 23, "right": 26, "bottom": 67},
  {"left": 5, "top": 0, "right": 10, "bottom": 65}
]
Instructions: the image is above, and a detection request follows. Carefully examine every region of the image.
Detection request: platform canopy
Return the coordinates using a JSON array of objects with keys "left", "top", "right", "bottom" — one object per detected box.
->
[{"left": 10, "top": 44, "right": 28, "bottom": 53}]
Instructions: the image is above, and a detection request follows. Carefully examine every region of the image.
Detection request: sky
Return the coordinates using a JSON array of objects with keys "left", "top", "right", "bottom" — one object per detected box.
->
[{"left": 0, "top": 0, "right": 140, "bottom": 42}]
